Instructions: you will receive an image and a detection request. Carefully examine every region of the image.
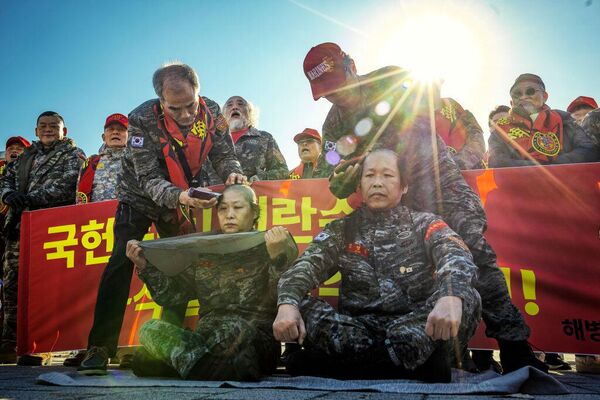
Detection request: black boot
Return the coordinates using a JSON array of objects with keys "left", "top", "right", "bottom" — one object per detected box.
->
[
  {"left": 410, "top": 344, "right": 451, "bottom": 383},
  {"left": 472, "top": 349, "right": 503, "bottom": 374},
  {"left": 498, "top": 340, "right": 548, "bottom": 374}
]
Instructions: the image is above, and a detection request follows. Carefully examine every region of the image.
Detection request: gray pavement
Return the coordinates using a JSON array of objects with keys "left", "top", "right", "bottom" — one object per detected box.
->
[{"left": 0, "top": 360, "right": 598, "bottom": 399}]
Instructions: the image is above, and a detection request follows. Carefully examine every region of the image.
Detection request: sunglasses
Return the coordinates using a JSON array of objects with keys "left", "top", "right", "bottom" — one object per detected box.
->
[{"left": 511, "top": 87, "right": 543, "bottom": 98}]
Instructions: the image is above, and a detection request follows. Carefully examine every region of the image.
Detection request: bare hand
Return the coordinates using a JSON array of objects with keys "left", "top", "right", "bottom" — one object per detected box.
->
[
  {"left": 225, "top": 173, "right": 248, "bottom": 185},
  {"left": 126, "top": 240, "right": 147, "bottom": 271},
  {"left": 179, "top": 190, "right": 218, "bottom": 209},
  {"left": 249, "top": 175, "right": 260, "bottom": 183},
  {"left": 425, "top": 296, "right": 462, "bottom": 341},
  {"left": 273, "top": 304, "right": 306, "bottom": 345},
  {"left": 265, "top": 226, "right": 289, "bottom": 260}
]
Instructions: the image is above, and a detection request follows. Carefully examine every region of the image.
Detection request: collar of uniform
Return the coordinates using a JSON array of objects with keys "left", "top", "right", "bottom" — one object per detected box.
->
[
  {"left": 360, "top": 203, "right": 408, "bottom": 223},
  {"left": 242, "top": 126, "right": 262, "bottom": 137},
  {"left": 101, "top": 146, "right": 126, "bottom": 157}
]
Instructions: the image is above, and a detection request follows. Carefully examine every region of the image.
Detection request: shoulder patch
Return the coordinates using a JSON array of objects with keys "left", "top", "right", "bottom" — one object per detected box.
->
[
  {"left": 425, "top": 220, "right": 449, "bottom": 241},
  {"left": 216, "top": 114, "right": 228, "bottom": 132},
  {"left": 131, "top": 136, "right": 144, "bottom": 148},
  {"left": 313, "top": 231, "right": 330, "bottom": 242},
  {"left": 324, "top": 140, "right": 337, "bottom": 152}
]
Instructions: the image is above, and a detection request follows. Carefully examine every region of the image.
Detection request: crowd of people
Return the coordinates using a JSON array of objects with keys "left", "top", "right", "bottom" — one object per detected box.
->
[{"left": 0, "top": 42, "right": 598, "bottom": 380}]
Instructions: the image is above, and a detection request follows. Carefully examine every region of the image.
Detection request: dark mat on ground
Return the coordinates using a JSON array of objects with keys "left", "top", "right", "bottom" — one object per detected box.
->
[{"left": 37, "top": 367, "right": 568, "bottom": 395}]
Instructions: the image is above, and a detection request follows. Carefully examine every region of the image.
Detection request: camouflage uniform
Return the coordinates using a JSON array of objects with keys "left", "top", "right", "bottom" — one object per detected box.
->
[
  {"left": 0, "top": 139, "right": 84, "bottom": 345},
  {"left": 87, "top": 97, "right": 243, "bottom": 357},
  {"left": 581, "top": 108, "right": 600, "bottom": 161},
  {"left": 436, "top": 98, "right": 485, "bottom": 170},
  {"left": 278, "top": 205, "right": 481, "bottom": 369},
  {"left": 321, "top": 66, "right": 528, "bottom": 341},
  {"left": 76, "top": 146, "right": 126, "bottom": 202},
  {"left": 488, "top": 109, "right": 596, "bottom": 167},
  {"left": 288, "top": 155, "right": 333, "bottom": 179},
  {"left": 137, "top": 234, "right": 297, "bottom": 380},
  {"left": 203, "top": 127, "right": 288, "bottom": 185}
]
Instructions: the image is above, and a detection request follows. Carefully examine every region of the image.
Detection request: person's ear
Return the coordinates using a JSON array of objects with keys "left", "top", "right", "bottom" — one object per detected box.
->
[
  {"left": 63, "top": 127, "right": 68, "bottom": 136},
  {"left": 101, "top": 133, "right": 106, "bottom": 142},
  {"left": 543, "top": 91, "right": 549, "bottom": 102},
  {"left": 510, "top": 99, "right": 514, "bottom": 107}
]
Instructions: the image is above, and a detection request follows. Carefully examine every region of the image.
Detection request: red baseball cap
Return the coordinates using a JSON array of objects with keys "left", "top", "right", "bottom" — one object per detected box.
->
[
  {"left": 304, "top": 42, "right": 351, "bottom": 100},
  {"left": 567, "top": 96, "right": 598, "bottom": 113},
  {"left": 5, "top": 136, "right": 31, "bottom": 149},
  {"left": 104, "top": 113, "right": 128, "bottom": 129},
  {"left": 294, "top": 128, "right": 322, "bottom": 143}
]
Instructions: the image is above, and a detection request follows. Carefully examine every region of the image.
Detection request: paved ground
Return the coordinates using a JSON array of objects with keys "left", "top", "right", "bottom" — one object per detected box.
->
[{"left": 0, "top": 358, "right": 598, "bottom": 399}]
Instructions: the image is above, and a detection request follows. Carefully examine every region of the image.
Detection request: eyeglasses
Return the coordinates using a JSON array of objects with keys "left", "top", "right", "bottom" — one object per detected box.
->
[{"left": 511, "top": 87, "right": 543, "bottom": 99}]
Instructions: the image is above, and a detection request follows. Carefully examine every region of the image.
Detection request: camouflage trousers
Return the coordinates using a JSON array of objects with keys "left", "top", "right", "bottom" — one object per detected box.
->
[
  {"left": 139, "top": 314, "right": 279, "bottom": 380},
  {"left": 443, "top": 202, "right": 530, "bottom": 341},
  {"left": 1, "top": 239, "right": 18, "bottom": 345},
  {"left": 300, "top": 288, "right": 481, "bottom": 370}
]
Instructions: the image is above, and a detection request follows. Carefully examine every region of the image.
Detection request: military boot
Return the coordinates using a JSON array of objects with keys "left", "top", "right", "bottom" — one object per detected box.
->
[{"left": 498, "top": 340, "right": 549, "bottom": 374}]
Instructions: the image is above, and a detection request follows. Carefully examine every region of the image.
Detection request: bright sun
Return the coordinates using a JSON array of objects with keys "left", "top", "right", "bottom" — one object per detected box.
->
[{"left": 364, "top": 2, "right": 491, "bottom": 99}]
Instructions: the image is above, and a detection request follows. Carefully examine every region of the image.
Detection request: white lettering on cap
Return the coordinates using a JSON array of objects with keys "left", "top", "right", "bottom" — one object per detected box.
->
[{"left": 307, "top": 56, "right": 335, "bottom": 81}]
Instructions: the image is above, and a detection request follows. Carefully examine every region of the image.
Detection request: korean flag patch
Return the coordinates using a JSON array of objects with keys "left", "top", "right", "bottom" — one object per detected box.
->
[
  {"left": 131, "top": 136, "right": 144, "bottom": 148},
  {"left": 313, "top": 231, "right": 330, "bottom": 242}
]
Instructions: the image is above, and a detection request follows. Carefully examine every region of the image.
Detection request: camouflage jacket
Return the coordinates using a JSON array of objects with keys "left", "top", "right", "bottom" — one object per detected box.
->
[
  {"left": 322, "top": 66, "right": 483, "bottom": 220},
  {"left": 278, "top": 205, "right": 478, "bottom": 316},
  {"left": 582, "top": 108, "right": 600, "bottom": 161},
  {"left": 117, "top": 97, "right": 243, "bottom": 220},
  {"left": 203, "top": 127, "right": 288, "bottom": 185},
  {"left": 139, "top": 232, "right": 298, "bottom": 318},
  {"left": 436, "top": 98, "right": 485, "bottom": 170},
  {"left": 0, "top": 138, "right": 85, "bottom": 231},
  {"left": 289, "top": 154, "right": 333, "bottom": 179},
  {"left": 488, "top": 109, "right": 597, "bottom": 168},
  {"left": 76, "top": 146, "right": 126, "bottom": 202}
]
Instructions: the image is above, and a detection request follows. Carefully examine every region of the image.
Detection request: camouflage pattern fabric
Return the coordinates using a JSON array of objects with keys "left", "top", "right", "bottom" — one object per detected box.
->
[
  {"left": 203, "top": 127, "right": 289, "bottom": 185},
  {"left": 117, "top": 97, "right": 243, "bottom": 220},
  {"left": 278, "top": 205, "right": 481, "bottom": 369},
  {"left": 581, "top": 108, "right": 600, "bottom": 160},
  {"left": 0, "top": 139, "right": 85, "bottom": 218},
  {"left": 437, "top": 98, "right": 486, "bottom": 170},
  {"left": 320, "top": 66, "right": 528, "bottom": 341},
  {"left": 137, "top": 233, "right": 297, "bottom": 379},
  {"left": 0, "top": 139, "right": 83, "bottom": 345},
  {"left": 488, "top": 109, "right": 597, "bottom": 167},
  {"left": 139, "top": 316, "right": 278, "bottom": 380},
  {"left": 1, "top": 240, "right": 18, "bottom": 344},
  {"left": 77, "top": 146, "right": 125, "bottom": 202},
  {"left": 288, "top": 155, "right": 333, "bottom": 180}
]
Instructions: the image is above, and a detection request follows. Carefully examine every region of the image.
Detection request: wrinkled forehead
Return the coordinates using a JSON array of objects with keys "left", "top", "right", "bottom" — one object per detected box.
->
[
  {"left": 363, "top": 150, "right": 399, "bottom": 171},
  {"left": 225, "top": 96, "right": 247, "bottom": 108}
]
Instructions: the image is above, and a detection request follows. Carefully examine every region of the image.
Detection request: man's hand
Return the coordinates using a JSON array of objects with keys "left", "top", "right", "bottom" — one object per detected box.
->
[
  {"left": 265, "top": 226, "right": 289, "bottom": 260},
  {"left": 273, "top": 304, "right": 306, "bottom": 345},
  {"left": 329, "top": 159, "right": 363, "bottom": 199},
  {"left": 126, "top": 240, "right": 147, "bottom": 271},
  {"left": 225, "top": 173, "right": 248, "bottom": 185},
  {"left": 179, "top": 190, "right": 218, "bottom": 209},
  {"left": 425, "top": 296, "right": 463, "bottom": 341},
  {"left": 3, "top": 192, "right": 29, "bottom": 208}
]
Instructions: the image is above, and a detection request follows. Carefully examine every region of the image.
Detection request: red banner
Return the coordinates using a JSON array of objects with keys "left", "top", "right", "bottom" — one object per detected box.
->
[{"left": 17, "top": 163, "right": 600, "bottom": 355}]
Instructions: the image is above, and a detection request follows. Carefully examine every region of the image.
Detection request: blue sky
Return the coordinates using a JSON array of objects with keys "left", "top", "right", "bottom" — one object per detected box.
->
[{"left": 1, "top": 0, "right": 599, "bottom": 166}]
